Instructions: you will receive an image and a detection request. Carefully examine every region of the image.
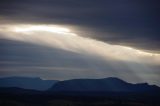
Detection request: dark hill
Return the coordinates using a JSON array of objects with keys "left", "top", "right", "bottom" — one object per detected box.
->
[
  {"left": 0, "top": 77, "right": 58, "bottom": 91},
  {"left": 50, "top": 77, "right": 160, "bottom": 93}
]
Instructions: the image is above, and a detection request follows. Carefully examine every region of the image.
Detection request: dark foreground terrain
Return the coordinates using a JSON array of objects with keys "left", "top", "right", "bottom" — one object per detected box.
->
[{"left": 0, "top": 90, "right": 160, "bottom": 106}]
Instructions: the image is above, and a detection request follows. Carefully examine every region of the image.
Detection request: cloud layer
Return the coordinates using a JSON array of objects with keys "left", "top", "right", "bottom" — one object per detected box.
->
[
  {"left": 0, "top": 24, "right": 160, "bottom": 86},
  {"left": 0, "top": 0, "right": 159, "bottom": 51}
]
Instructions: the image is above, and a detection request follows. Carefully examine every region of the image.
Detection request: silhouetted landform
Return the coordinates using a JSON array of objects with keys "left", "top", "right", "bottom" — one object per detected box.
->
[
  {"left": 50, "top": 77, "right": 160, "bottom": 93},
  {"left": 0, "top": 77, "right": 58, "bottom": 91},
  {"left": 0, "top": 77, "right": 160, "bottom": 106}
]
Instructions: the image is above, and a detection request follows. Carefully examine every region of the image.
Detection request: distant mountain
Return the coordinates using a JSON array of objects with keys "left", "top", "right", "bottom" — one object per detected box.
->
[
  {"left": 0, "top": 77, "right": 160, "bottom": 106},
  {"left": 0, "top": 87, "right": 42, "bottom": 95},
  {"left": 50, "top": 77, "right": 160, "bottom": 93},
  {"left": 0, "top": 77, "right": 58, "bottom": 91},
  {"left": 1, "top": 77, "right": 160, "bottom": 94},
  {"left": 0, "top": 78, "right": 160, "bottom": 106}
]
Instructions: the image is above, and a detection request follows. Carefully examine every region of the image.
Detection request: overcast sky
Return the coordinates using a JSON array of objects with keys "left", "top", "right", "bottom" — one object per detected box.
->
[
  {"left": 0, "top": 0, "right": 160, "bottom": 85},
  {"left": 0, "top": 0, "right": 159, "bottom": 51}
]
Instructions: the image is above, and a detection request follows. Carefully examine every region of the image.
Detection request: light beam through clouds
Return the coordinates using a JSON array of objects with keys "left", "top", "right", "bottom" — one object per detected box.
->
[{"left": 0, "top": 24, "right": 160, "bottom": 85}]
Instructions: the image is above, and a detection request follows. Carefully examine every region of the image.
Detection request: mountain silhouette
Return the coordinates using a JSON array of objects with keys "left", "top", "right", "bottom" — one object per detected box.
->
[
  {"left": 0, "top": 77, "right": 160, "bottom": 94},
  {"left": 0, "top": 77, "right": 58, "bottom": 91},
  {"left": 50, "top": 77, "right": 160, "bottom": 93}
]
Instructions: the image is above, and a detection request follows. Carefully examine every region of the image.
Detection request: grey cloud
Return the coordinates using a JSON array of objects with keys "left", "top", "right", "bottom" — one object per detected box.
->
[
  {"left": 0, "top": 39, "right": 160, "bottom": 85},
  {"left": 0, "top": 0, "right": 159, "bottom": 51}
]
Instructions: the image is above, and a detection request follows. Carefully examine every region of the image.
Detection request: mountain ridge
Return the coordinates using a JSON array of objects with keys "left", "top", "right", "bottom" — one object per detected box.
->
[
  {"left": 0, "top": 76, "right": 58, "bottom": 91},
  {"left": 50, "top": 77, "right": 160, "bottom": 93},
  {"left": 0, "top": 76, "right": 159, "bottom": 93}
]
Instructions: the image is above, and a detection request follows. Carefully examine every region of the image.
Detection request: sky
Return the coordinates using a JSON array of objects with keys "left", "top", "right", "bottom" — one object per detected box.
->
[{"left": 0, "top": 0, "right": 160, "bottom": 85}]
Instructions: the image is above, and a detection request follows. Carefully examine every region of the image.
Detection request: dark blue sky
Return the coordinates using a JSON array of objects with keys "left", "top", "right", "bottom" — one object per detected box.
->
[{"left": 0, "top": 0, "right": 159, "bottom": 51}]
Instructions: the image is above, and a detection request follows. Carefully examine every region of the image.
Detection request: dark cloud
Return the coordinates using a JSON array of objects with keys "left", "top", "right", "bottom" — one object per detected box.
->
[
  {"left": 1, "top": 39, "right": 160, "bottom": 85},
  {"left": 0, "top": 0, "right": 159, "bottom": 51}
]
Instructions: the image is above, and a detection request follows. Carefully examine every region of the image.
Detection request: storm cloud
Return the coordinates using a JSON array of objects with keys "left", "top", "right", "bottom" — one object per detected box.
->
[
  {"left": 0, "top": 1, "right": 160, "bottom": 86},
  {"left": 0, "top": 24, "right": 160, "bottom": 86},
  {"left": 0, "top": 0, "right": 159, "bottom": 51}
]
